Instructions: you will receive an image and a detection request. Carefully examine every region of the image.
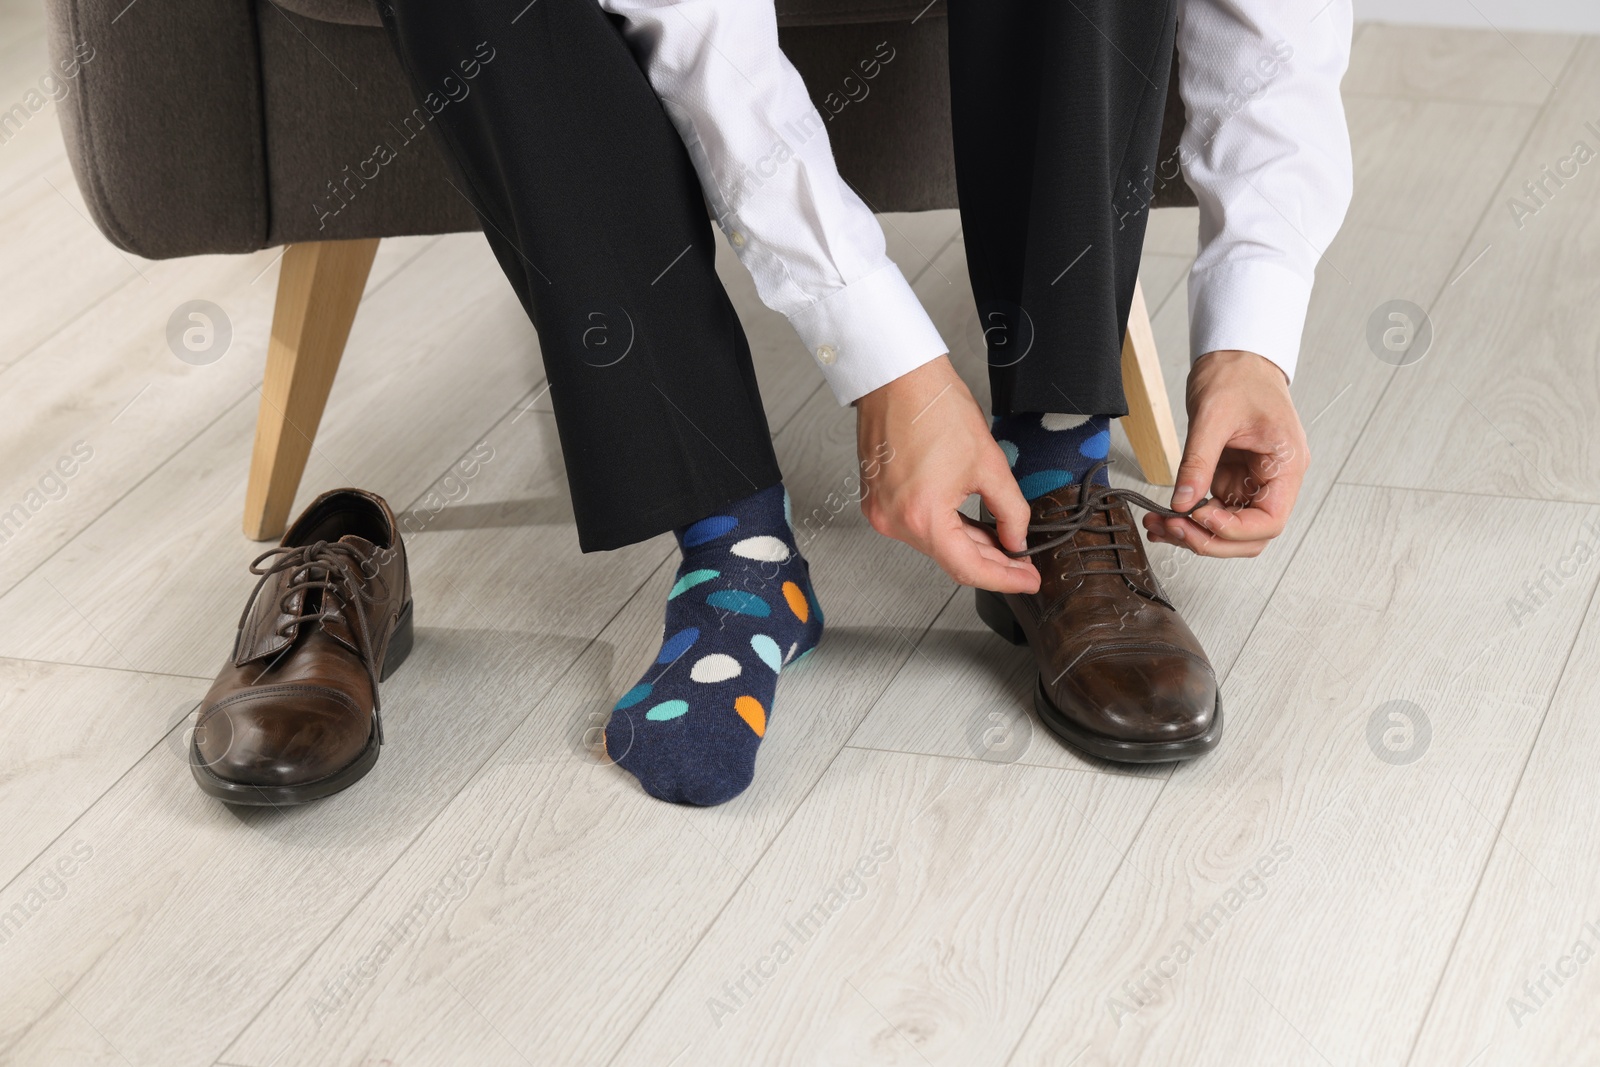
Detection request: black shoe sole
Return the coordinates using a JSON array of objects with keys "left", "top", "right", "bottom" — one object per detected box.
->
[
  {"left": 974, "top": 588, "right": 1222, "bottom": 764},
  {"left": 191, "top": 601, "right": 413, "bottom": 806}
]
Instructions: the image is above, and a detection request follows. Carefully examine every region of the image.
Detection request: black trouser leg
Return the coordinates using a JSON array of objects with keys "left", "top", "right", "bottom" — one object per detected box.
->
[
  {"left": 946, "top": 0, "right": 1177, "bottom": 417},
  {"left": 379, "top": 0, "right": 780, "bottom": 552}
]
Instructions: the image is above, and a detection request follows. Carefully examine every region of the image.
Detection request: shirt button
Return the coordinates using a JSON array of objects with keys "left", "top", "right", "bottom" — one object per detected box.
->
[
  {"left": 730, "top": 230, "right": 746, "bottom": 247},
  {"left": 816, "top": 344, "right": 838, "bottom": 365}
]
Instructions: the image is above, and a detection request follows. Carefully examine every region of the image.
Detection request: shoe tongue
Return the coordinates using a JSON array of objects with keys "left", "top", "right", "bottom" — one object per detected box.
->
[{"left": 315, "top": 535, "right": 384, "bottom": 652}]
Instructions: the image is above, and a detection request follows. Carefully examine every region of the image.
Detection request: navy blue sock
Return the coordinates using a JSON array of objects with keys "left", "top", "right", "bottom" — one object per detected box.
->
[
  {"left": 990, "top": 412, "right": 1113, "bottom": 500},
  {"left": 604, "top": 483, "right": 823, "bottom": 806}
]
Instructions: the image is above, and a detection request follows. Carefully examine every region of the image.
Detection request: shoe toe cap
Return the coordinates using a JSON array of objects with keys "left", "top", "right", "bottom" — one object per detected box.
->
[
  {"left": 1055, "top": 651, "right": 1217, "bottom": 744},
  {"left": 194, "top": 687, "right": 371, "bottom": 787}
]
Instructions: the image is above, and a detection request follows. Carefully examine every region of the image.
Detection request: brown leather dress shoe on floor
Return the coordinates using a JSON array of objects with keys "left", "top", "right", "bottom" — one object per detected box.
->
[
  {"left": 191, "top": 488, "right": 413, "bottom": 805},
  {"left": 970, "top": 460, "right": 1221, "bottom": 763}
]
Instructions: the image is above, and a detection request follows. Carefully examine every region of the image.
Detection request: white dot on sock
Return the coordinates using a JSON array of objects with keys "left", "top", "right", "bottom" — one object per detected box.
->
[
  {"left": 730, "top": 535, "right": 791, "bottom": 562},
  {"left": 1040, "top": 412, "right": 1094, "bottom": 432},
  {"left": 690, "top": 654, "right": 742, "bottom": 683}
]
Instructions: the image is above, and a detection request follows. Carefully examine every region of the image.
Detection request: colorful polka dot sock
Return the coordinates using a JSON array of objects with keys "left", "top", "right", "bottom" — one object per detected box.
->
[
  {"left": 990, "top": 412, "right": 1114, "bottom": 500},
  {"left": 604, "top": 483, "right": 823, "bottom": 806}
]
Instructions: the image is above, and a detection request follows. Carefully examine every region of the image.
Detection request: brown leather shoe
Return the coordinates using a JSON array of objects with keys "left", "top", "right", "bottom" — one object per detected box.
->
[
  {"left": 970, "top": 461, "right": 1221, "bottom": 763},
  {"left": 191, "top": 488, "right": 413, "bottom": 805}
]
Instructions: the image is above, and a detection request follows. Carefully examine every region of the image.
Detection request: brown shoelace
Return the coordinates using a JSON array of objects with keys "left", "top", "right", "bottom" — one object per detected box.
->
[
  {"left": 240, "top": 540, "right": 390, "bottom": 717},
  {"left": 961, "top": 459, "right": 1211, "bottom": 579}
]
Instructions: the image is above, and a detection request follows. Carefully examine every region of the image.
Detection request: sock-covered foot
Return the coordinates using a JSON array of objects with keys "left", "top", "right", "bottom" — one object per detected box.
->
[
  {"left": 990, "top": 412, "right": 1113, "bottom": 499},
  {"left": 604, "top": 483, "right": 823, "bottom": 806}
]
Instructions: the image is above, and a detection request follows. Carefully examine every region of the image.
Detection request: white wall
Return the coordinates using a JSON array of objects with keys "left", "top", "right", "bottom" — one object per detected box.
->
[{"left": 1355, "top": 0, "right": 1600, "bottom": 35}]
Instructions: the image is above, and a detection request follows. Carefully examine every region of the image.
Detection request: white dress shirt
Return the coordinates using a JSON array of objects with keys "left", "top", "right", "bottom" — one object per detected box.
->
[
  {"left": 1178, "top": 0, "right": 1354, "bottom": 382},
  {"left": 599, "top": 0, "right": 1353, "bottom": 402}
]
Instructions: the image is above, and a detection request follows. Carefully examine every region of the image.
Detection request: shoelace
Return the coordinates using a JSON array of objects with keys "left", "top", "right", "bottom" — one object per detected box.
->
[
  {"left": 961, "top": 459, "right": 1211, "bottom": 580},
  {"left": 239, "top": 540, "right": 390, "bottom": 715}
]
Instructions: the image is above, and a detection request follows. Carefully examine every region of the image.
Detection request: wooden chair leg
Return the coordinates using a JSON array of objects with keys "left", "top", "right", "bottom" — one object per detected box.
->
[
  {"left": 1119, "top": 278, "right": 1183, "bottom": 487},
  {"left": 243, "top": 238, "right": 380, "bottom": 540}
]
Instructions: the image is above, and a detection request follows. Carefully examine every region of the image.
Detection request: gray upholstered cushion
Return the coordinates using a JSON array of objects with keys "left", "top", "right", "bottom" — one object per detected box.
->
[
  {"left": 47, "top": 0, "right": 270, "bottom": 257},
  {"left": 256, "top": 9, "right": 478, "bottom": 245},
  {"left": 274, "top": 0, "right": 381, "bottom": 26},
  {"left": 272, "top": 0, "right": 939, "bottom": 29},
  {"left": 255, "top": 6, "right": 956, "bottom": 245},
  {"left": 47, "top": 0, "right": 1187, "bottom": 259}
]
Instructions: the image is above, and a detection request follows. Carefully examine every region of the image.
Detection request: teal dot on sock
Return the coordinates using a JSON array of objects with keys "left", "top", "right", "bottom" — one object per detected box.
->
[
  {"left": 707, "top": 590, "right": 771, "bottom": 616},
  {"left": 644, "top": 699, "right": 689, "bottom": 721},
  {"left": 1018, "top": 469, "right": 1074, "bottom": 500},
  {"left": 1079, "top": 429, "right": 1110, "bottom": 460},
  {"left": 615, "top": 683, "right": 651, "bottom": 709},
  {"left": 750, "top": 634, "right": 782, "bottom": 673},
  {"left": 997, "top": 439, "right": 1019, "bottom": 467},
  {"left": 669, "top": 569, "right": 719, "bottom": 598}
]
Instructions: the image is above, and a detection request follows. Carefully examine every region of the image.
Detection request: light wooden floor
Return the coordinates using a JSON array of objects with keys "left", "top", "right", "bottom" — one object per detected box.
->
[{"left": 3, "top": 12, "right": 1600, "bottom": 1067}]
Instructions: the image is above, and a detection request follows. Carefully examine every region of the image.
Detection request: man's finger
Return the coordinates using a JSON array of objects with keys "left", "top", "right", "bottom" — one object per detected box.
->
[
  {"left": 978, "top": 456, "right": 1032, "bottom": 554},
  {"left": 936, "top": 517, "right": 1039, "bottom": 592},
  {"left": 1189, "top": 500, "right": 1284, "bottom": 542},
  {"left": 1171, "top": 415, "right": 1231, "bottom": 511},
  {"left": 1154, "top": 514, "right": 1271, "bottom": 557}
]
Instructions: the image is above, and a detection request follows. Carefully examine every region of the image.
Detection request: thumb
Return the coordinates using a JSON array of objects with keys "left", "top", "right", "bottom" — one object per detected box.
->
[
  {"left": 979, "top": 456, "right": 1033, "bottom": 554},
  {"left": 1172, "top": 415, "right": 1229, "bottom": 511}
]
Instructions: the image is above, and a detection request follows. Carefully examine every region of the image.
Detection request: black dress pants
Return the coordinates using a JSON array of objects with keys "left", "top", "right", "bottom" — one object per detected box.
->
[
  {"left": 948, "top": 0, "right": 1177, "bottom": 417},
  {"left": 379, "top": 0, "right": 1175, "bottom": 552},
  {"left": 379, "top": 0, "right": 782, "bottom": 552}
]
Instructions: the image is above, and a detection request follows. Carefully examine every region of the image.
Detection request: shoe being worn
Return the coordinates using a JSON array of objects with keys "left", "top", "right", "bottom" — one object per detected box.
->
[
  {"left": 191, "top": 488, "right": 413, "bottom": 805},
  {"left": 968, "top": 460, "right": 1221, "bottom": 763}
]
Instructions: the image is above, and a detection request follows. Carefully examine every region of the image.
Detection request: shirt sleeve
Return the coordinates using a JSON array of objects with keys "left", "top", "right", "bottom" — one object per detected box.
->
[
  {"left": 1177, "top": 0, "right": 1354, "bottom": 381},
  {"left": 597, "top": 0, "right": 948, "bottom": 404}
]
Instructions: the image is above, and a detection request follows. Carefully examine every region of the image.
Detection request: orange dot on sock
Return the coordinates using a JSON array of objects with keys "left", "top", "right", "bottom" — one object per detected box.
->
[
  {"left": 734, "top": 695, "right": 766, "bottom": 737},
  {"left": 782, "top": 581, "right": 809, "bottom": 623}
]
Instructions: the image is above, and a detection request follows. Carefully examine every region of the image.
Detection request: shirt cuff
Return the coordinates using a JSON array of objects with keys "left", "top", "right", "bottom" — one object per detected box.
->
[
  {"left": 787, "top": 262, "right": 948, "bottom": 405},
  {"left": 1187, "top": 259, "right": 1313, "bottom": 382}
]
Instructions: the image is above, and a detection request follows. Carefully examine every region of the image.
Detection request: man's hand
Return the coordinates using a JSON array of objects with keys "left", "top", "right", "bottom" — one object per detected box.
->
[
  {"left": 1144, "top": 349, "right": 1309, "bottom": 558},
  {"left": 855, "top": 356, "right": 1040, "bottom": 593}
]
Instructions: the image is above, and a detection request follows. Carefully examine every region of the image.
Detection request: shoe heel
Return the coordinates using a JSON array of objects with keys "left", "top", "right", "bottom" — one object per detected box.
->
[
  {"left": 381, "top": 601, "right": 414, "bottom": 681},
  {"left": 974, "top": 588, "right": 1027, "bottom": 645}
]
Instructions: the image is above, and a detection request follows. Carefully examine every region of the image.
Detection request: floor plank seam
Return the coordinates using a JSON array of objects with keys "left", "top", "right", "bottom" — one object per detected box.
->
[
  {"left": 1000, "top": 768, "right": 1175, "bottom": 1067},
  {"left": 360, "top": 234, "right": 445, "bottom": 302},
  {"left": 1317, "top": 41, "right": 1583, "bottom": 509},
  {"left": 971, "top": 73, "right": 1587, "bottom": 1063},
  {"left": 1332, "top": 478, "right": 1600, "bottom": 508},
  {"left": 1, "top": 230, "right": 443, "bottom": 609},
  {"left": 0, "top": 385, "right": 260, "bottom": 604},
  {"left": 1143, "top": 254, "right": 1192, "bottom": 320},
  {"left": 1397, "top": 546, "right": 1600, "bottom": 1067},
  {"left": 1202, "top": 50, "right": 1582, "bottom": 692},
  {"left": 1341, "top": 89, "right": 1566, "bottom": 106},
  {"left": 0, "top": 654, "right": 213, "bottom": 682},
  {"left": 836, "top": 583, "right": 961, "bottom": 752},
  {"left": 903, "top": 226, "right": 962, "bottom": 290},
  {"left": 0, "top": 263, "right": 137, "bottom": 378},
  {"left": 204, "top": 547, "right": 686, "bottom": 1064},
  {"left": 0, "top": 713, "right": 195, "bottom": 899},
  {"left": 839, "top": 742, "right": 1166, "bottom": 781},
  {"left": 599, "top": 574, "right": 965, "bottom": 1067}
]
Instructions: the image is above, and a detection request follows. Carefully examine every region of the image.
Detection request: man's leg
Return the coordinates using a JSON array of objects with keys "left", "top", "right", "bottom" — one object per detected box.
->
[
  {"left": 945, "top": 0, "right": 1220, "bottom": 766},
  {"left": 380, "top": 0, "right": 821, "bottom": 804},
  {"left": 380, "top": 0, "right": 779, "bottom": 553},
  {"left": 947, "top": 0, "right": 1176, "bottom": 421}
]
